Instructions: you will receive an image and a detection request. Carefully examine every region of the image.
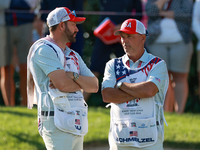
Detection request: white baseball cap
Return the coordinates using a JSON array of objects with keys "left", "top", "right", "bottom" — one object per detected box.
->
[
  {"left": 47, "top": 7, "right": 86, "bottom": 27},
  {"left": 114, "top": 19, "right": 148, "bottom": 36}
]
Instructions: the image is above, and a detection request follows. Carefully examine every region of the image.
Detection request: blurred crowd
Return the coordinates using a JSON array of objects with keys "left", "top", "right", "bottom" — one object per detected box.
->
[{"left": 0, "top": 0, "right": 198, "bottom": 114}]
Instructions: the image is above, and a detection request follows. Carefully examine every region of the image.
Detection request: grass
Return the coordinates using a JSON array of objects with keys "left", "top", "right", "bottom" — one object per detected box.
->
[
  {"left": 164, "top": 112, "right": 200, "bottom": 149},
  {"left": 0, "top": 106, "right": 43, "bottom": 150},
  {"left": 0, "top": 106, "right": 200, "bottom": 150}
]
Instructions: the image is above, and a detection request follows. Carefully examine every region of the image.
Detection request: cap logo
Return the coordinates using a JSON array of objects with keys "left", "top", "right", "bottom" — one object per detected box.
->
[
  {"left": 114, "top": 19, "right": 147, "bottom": 36},
  {"left": 125, "top": 22, "right": 132, "bottom": 28}
]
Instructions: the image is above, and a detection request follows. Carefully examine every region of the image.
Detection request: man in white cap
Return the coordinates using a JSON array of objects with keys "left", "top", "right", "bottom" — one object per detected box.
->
[
  {"left": 27, "top": 7, "right": 98, "bottom": 150},
  {"left": 102, "top": 19, "right": 169, "bottom": 150}
]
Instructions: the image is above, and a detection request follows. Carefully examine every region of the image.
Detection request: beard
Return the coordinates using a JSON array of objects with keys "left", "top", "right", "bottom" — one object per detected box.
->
[{"left": 64, "top": 25, "right": 77, "bottom": 43}]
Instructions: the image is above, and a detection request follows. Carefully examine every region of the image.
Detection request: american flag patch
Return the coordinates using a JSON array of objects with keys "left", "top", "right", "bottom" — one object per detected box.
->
[
  {"left": 130, "top": 131, "right": 138, "bottom": 137},
  {"left": 155, "top": 77, "right": 160, "bottom": 82},
  {"left": 75, "top": 119, "right": 80, "bottom": 125}
]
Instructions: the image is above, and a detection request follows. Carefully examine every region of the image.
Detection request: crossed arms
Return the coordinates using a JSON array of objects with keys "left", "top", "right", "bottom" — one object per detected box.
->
[
  {"left": 27, "top": 69, "right": 98, "bottom": 100},
  {"left": 102, "top": 81, "right": 158, "bottom": 104},
  {"left": 48, "top": 70, "right": 98, "bottom": 93}
]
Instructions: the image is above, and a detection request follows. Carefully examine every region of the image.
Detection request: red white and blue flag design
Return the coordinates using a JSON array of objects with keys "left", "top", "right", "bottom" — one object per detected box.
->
[
  {"left": 75, "top": 119, "right": 80, "bottom": 125},
  {"left": 115, "top": 57, "right": 162, "bottom": 82},
  {"left": 130, "top": 131, "right": 138, "bottom": 137}
]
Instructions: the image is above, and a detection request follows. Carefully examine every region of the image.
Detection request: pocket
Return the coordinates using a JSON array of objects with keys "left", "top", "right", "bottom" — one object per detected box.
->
[
  {"left": 53, "top": 96, "right": 70, "bottom": 109},
  {"left": 112, "top": 117, "right": 157, "bottom": 148},
  {"left": 54, "top": 104, "right": 88, "bottom": 136}
]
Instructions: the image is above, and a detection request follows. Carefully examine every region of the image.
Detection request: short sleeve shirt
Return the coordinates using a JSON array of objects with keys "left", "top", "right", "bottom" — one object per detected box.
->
[
  {"left": 31, "top": 44, "right": 94, "bottom": 111},
  {"left": 102, "top": 50, "right": 169, "bottom": 105}
]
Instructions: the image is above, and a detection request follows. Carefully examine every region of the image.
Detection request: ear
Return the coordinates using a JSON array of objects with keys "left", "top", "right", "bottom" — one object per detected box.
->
[
  {"left": 141, "top": 34, "right": 146, "bottom": 44},
  {"left": 58, "top": 22, "right": 65, "bottom": 31}
]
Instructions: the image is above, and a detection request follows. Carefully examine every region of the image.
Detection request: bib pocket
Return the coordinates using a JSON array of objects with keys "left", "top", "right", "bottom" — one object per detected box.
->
[
  {"left": 53, "top": 103, "right": 88, "bottom": 136},
  {"left": 52, "top": 96, "right": 88, "bottom": 136},
  {"left": 112, "top": 117, "right": 157, "bottom": 148}
]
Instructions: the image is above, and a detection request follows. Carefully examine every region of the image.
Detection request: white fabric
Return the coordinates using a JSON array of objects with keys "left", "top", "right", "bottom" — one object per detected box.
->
[
  {"left": 110, "top": 102, "right": 158, "bottom": 148},
  {"left": 27, "top": 38, "right": 58, "bottom": 135},
  {"left": 109, "top": 57, "right": 166, "bottom": 148},
  {"left": 53, "top": 103, "right": 88, "bottom": 136},
  {"left": 27, "top": 37, "right": 65, "bottom": 109},
  {"left": 155, "top": 18, "right": 182, "bottom": 43},
  {"left": 47, "top": 45, "right": 88, "bottom": 136},
  {"left": 135, "top": 19, "right": 146, "bottom": 35},
  {"left": 42, "top": 117, "right": 84, "bottom": 150},
  {"left": 27, "top": 40, "right": 46, "bottom": 109},
  {"left": 27, "top": 37, "right": 88, "bottom": 135},
  {"left": 47, "top": 7, "right": 70, "bottom": 27},
  {"left": 49, "top": 50, "right": 88, "bottom": 135}
]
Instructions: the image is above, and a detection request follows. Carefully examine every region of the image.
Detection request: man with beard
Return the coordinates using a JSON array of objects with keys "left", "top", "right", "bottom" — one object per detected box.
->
[{"left": 27, "top": 7, "right": 98, "bottom": 150}]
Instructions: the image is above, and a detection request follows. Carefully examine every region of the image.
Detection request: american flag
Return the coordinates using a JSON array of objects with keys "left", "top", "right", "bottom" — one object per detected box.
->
[
  {"left": 155, "top": 77, "right": 161, "bottom": 82},
  {"left": 115, "top": 58, "right": 129, "bottom": 81},
  {"left": 130, "top": 131, "right": 138, "bottom": 137},
  {"left": 75, "top": 119, "right": 80, "bottom": 125},
  {"left": 115, "top": 58, "right": 142, "bottom": 81}
]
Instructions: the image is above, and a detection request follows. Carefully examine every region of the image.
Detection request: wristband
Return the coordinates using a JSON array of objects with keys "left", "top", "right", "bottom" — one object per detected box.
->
[
  {"left": 73, "top": 72, "right": 79, "bottom": 81},
  {"left": 117, "top": 82, "right": 123, "bottom": 89}
]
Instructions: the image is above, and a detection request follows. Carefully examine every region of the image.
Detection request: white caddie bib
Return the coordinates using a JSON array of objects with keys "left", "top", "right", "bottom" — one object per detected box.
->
[
  {"left": 28, "top": 37, "right": 88, "bottom": 136},
  {"left": 46, "top": 41, "right": 88, "bottom": 136},
  {"left": 110, "top": 56, "right": 163, "bottom": 148}
]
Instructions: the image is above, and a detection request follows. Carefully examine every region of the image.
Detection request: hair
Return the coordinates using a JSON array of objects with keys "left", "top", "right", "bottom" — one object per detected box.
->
[
  {"left": 63, "top": 21, "right": 69, "bottom": 27},
  {"left": 49, "top": 24, "right": 59, "bottom": 32},
  {"left": 48, "top": 21, "right": 69, "bottom": 32}
]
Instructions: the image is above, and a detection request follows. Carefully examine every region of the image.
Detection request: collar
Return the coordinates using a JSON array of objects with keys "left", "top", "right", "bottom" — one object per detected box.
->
[
  {"left": 138, "top": 49, "right": 149, "bottom": 63},
  {"left": 123, "top": 49, "right": 148, "bottom": 67},
  {"left": 65, "top": 45, "right": 71, "bottom": 52}
]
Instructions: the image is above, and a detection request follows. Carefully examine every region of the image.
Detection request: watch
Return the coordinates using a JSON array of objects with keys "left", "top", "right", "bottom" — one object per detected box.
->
[
  {"left": 73, "top": 72, "right": 79, "bottom": 81},
  {"left": 117, "top": 82, "right": 123, "bottom": 89}
]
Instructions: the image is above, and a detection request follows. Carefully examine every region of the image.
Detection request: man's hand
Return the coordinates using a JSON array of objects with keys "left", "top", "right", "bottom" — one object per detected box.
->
[{"left": 49, "top": 80, "right": 56, "bottom": 89}]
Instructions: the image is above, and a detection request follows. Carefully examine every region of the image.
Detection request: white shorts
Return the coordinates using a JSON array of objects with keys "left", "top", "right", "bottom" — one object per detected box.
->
[
  {"left": 108, "top": 126, "right": 164, "bottom": 150},
  {"left": 41, "top": 116, "right": 84, "bottom": 150}
]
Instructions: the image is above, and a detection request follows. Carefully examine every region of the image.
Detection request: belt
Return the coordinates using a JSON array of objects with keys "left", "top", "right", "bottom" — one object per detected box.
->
[
  {"left": 41, "top": 111, "right": 160, "bottom": 125},
  {"left": 156, "top": 121, "right": 160, "bottom": 125},
  {"left": 41, "top": 111, "right": 54, "bottom": 116}
]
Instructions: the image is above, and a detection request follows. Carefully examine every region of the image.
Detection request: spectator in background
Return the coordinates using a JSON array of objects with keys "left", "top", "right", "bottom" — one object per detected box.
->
[
  {"left": 32, "top": 11, "right": 44, "bottom": 43},
  {"left": 192, "top": 0, "right": 200, "bottom": 100},
  {"left": 2, "top": 0, "right": 38, "bottom": 106},
  {"left": 145, "top": 0, "right": 193, "bottom": 114},
  {"left": 40, "top": 0, "right": 85, "bottom": 56},
  {"left": 84, "top": 0, "right": 143, "bottom": 101},
  {"left": 0, "top": 0, "right": 11, "bottom": 106}
]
